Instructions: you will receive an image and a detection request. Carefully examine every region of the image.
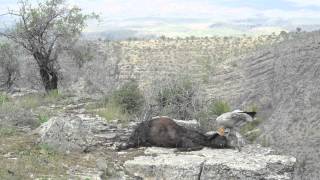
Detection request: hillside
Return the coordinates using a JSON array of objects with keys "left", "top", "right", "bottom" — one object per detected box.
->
[
  {"left": 103, "top": 34, "right": 284, "bottom": 88},
  {"left": 204, "top": 31, "right": 320, "bottom": 179},
  {"left": 1, "top": 31, "right": 319, "bottom": 179},
  {"left": 85, "top": 31, "right": 319, "bottom": 179}
]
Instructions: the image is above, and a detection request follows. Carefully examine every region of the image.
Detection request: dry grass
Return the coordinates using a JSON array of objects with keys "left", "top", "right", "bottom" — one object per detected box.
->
[{"left": 0, "top": 130, "right": 97, "bottom": 179}]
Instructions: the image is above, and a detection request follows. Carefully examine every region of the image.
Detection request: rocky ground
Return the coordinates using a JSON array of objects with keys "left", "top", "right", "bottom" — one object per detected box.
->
[{"left": 0, "top": 91, "right": 297, "bottom": 180}]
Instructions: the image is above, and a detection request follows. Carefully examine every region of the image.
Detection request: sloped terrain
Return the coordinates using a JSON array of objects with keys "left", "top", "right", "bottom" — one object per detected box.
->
[{"left": 205, "top": 31, "right": 320, "bottom": 179}]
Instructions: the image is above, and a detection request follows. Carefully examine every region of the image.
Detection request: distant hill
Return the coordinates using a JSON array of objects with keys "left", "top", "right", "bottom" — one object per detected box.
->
[
  {"left": 83, "top": 17, "right": 320, "bottom": 39},
  {"left": 83, "top": 29, "right": 157, "bottom": 41}
]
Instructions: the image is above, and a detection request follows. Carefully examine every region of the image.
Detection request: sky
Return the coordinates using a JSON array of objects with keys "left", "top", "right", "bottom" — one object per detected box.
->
[{"left": 1, "top": 0, "right": 320, "bottom": 35}]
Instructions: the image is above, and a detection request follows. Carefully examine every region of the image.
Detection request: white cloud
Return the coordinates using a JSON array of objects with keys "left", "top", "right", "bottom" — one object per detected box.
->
[
  {"left": 284, "top": 0, "right": 320, "bottom": 7},
  {"left": 2, "top": 0, "right": 320, "bottom": 33}
]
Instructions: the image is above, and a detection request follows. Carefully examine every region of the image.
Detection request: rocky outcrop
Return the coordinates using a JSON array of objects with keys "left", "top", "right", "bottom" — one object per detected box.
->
[
  {"left": 124, "top": 145, "right": 296, "bottom": 180},
  {"left": 35, "top": 114, "right": 136, "bottom": 152},
  {"left": 205, "top": 31, "right": 320, "bottom": 179},
  {"left": 34, "top": 114, "right": 200, "bottom": 153}
]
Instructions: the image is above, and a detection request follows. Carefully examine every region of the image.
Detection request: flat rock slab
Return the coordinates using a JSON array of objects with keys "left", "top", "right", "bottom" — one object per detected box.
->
[
  {"left": 124, "top": 145, "right": 296, "bottom": 180},
  {"left": 34, "top": 114, "right": 135, "bottom": 152}
]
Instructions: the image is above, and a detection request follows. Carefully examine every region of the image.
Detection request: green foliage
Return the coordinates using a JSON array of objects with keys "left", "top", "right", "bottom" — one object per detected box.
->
[
  {"left": 37, "top": 113, "right": 50, "bottom": 124},
  {"left": 19, "top": 95, "right": 41, "bottom": 109},
  {"left": 111, "top": 81, "right": 145, "bottom": 114},
  {"left": 2, "top": 0, "right": 98, "bottom": 91},
  {"left": 155, "top": 78, "right": 198, "bottom": 120},
  {"left": 208, "top": 100, "right": 231, "bottom": 116},
  {"left": 0, "top": 92, "right": 10, "bottom": 105},
  {"left": 87, "top": 81, "right": 143, "bottom": 122},
  {"left": 96, "top": 101, "right": 129, "bottom": 122},
  {"left": 18, "top": 91, "right": 63, "bottom": 110},
  {"left": 240, "top": 117, "right": 263, "bottom": 142},
  {"left": 0, "top": 127, "right": 17, "bottom": 137},
  {"left": 260, "top": 135, "right": 270, "bottom": 147},
  {"left": 37, "top": 144, "right": 56, "bottom": 155},
  {"left": 245, "top": 104, "right": 259, "bottom": 112},
  {"left": 45, "top": 89, "right": 63, "bottom": 102}
]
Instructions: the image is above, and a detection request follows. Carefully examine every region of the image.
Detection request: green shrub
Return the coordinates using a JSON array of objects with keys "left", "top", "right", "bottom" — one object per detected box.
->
[
  {"left": 240, "top": 117, "right": 263, "bottom": 142},
  {"left": 37, "top": 143, "right": 56, "bottom": 155},
  {"left": 260, "top": 135, "right": 270, "bottom": 147},
  {"left": 111, "top": 81, "right": 145, "bottom": 114},
  {"left": 155, "top": 78, "right": 197, "bottom": 119},
  {"left": 45, "top": 89, "right": 62, "bottom": 102},
  {"left": 245, "top": 104, "right": 259, "bottom": 112},
  {"left": 37, "top": 113, "right": 50, "bottom": 124},
  {"left": 96, "top": 101, "right": 129, "bottom": 122},
  {"left": 0, "top": 92, "right": 10, "bottom": 105},
  {"left": 208, "top": 100, "right": 231, "bottom": 116}
]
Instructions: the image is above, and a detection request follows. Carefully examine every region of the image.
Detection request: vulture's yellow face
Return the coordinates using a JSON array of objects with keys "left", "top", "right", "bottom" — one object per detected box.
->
[{"left": 217, "top": 127, "right": 225, "bottom": 136}]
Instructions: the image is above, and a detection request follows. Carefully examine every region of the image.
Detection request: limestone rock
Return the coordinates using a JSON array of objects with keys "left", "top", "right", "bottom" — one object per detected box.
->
[
  {"left": 34, "top": 114, "right": 134, "bottom": 152},
  {"left": 124, "top": 145, "right": 296, "bottom": 180}
]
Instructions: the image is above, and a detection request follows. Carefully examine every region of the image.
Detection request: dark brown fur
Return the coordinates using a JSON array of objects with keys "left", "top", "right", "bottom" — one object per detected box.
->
[{"left": 118, "top": 117, "right": 228, "bottom": 151}]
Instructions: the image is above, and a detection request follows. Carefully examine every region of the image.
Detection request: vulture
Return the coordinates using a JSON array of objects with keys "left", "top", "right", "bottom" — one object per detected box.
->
[{"left": 215, "top": 110, "right": 256, "bottom": 150}]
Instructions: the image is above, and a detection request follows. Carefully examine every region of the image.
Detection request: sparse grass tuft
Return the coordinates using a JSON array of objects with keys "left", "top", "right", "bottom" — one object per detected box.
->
[
  {"left": 209, "top": 100, "right": 231, "bottom": 116},
  {"left": 0, "top": 127, "right": 17, "bottom": 137},
  {"left": 19, "top": 95, "right": 41, "bottom": 109},
  {"left": 45, "top": 89, "right": 63, "bottom": 103},
  {"left": 240, "top": 117, "right": 263, "bottom": 142},
  {"left": 96, "top": 101, "right": 129, "bottom": 122},
  {"left": 0, "top": 92, "right": 10, "bottom": 105},
  {"left": 245, "top": 104, "right": 259, "bottom": 112},
  {"left": 17, "top": 90, "right": 64, "bottom": 110},
  {"left": 37, "top": 112, "right": 50, "bottom": 124},
  {"left": 87, "top": 81, "right": 143, "bottom": 123},
  {"left": 260, "top": 135, "right": 270, "bottom": 147}
]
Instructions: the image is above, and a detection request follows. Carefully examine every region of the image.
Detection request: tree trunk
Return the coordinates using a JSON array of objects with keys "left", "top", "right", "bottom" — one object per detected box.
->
[
  {"left": 33, "top": 52, "right": 59, "bottom": 92},
  {"left": 5, "top": 71, "right": 13, "bottom": 91},
  {"left": 39, "top": 67, "right": 58, "bottom": 92}
]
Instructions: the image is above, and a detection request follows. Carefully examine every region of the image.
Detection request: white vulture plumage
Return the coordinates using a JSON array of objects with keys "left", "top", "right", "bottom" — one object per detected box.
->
[{"left": 215, "top": 110, "right": 256, "bottom": 151}]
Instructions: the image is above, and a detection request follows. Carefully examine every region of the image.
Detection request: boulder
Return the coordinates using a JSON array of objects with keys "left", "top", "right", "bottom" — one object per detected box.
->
[
  {"left": 124, "top": 145, "right": 296, "bottom": 180},
  {"left": 34, "top": 114, "right": 135, "bottom": 152}
]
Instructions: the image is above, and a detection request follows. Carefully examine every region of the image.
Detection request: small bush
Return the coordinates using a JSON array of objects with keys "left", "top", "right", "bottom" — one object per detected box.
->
[
  {"left": 45, "top": 89, "right": 62, "bottom": 102},
  {"left": 260, "top": 135, "right": 270, "bottom": 147},
  {"left": 37, "top": 113, "right": 50, "bottom": 124},
  {"left": 240, "top": 117, "right": 263, "bottom": 142},
  {"left": 245, "top": 104, "right": 259, "bottom": 112},
  {"left": 96, "top": 101, "right": 129, "bottom": 122},
  {"left": 208, "top": 100, "right": 231, "bottom": 116},
  {"left": 0, "top": 92, "right": 10, "bottom": 105},
  {"left": 155, "top": 78, "right": 198, "bottom": 119},
  {"left": 111, "top": 81, "right": 145, "bottom": 114},
  {"left": 37, "top": 143, "right": 56, "bottom": 155}
]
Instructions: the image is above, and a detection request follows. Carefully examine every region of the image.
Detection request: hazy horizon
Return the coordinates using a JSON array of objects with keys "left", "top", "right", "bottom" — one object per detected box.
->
[{"left": 1, "top": 0, "right": 320, "bottom": 37}]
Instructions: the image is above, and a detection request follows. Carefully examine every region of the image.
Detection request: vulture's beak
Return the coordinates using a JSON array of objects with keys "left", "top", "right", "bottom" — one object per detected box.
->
[{"left": 218, "top": 127, "right": 225, "bottom": 136}]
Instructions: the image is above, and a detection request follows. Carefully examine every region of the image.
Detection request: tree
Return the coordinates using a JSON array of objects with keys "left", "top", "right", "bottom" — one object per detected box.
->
[
  {"left": 0, "top": 43, "right": 20, "bottom": 91},
  {"left": 0, "top": 0, "right": 97, "bottom": 92},
  {"left": 296, "top": 27, "right": 302, "bottom": 33}
]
